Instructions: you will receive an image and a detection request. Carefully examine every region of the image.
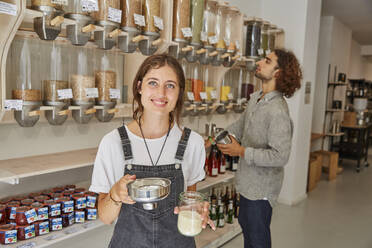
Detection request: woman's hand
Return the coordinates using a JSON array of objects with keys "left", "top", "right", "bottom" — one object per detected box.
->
[
  {"left": 174, "top": 201, "right": 216, "bottom": 231},
  {"left": 217, "top": 135, "right": 245, "bottom": 157},
  {"left": 110, "top": 174, "right": 137, "bottom": 204}
]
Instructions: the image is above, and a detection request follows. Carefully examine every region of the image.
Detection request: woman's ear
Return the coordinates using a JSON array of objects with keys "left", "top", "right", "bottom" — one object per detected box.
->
[{"left": 137, "top": 81, "right": 142, "bottom": 94}]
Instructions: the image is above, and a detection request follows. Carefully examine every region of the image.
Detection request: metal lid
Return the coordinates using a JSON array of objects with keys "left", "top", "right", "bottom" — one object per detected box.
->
[{"left": 128, "top": 178, "right": 171, "bottom": 203}]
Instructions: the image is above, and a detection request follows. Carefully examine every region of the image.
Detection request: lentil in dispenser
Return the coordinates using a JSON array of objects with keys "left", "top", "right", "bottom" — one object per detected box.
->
[{"left": 185, "top": 0, "right": 204, "bottom": 63}]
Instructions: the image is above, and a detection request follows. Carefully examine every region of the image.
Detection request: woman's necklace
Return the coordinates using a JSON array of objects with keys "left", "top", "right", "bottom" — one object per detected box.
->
[{"left": 138, "top": 118, "right": 171, "bottom": 166}]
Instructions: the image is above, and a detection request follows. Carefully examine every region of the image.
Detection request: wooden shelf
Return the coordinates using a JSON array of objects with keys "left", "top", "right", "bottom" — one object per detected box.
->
[
  {"left": 0, "top": 148, "right": 97, "bottom": 184},
  {"left": 5, "top": 220, "right": 104, "bottom": 248},
  {"left": 311, "top": 133, "right": 325, "bottom": 142},
  {"left": 196, "top": 220, "right": 241, "bottom": 248},
  {"left": 325, "top": 132, "right": 344, "bottom": 137},
  {"left": 326, "top": 109, "right": 344, "bottom": 112},
  {"left": 328, "top": 82, "right": 348, "bottom": 86},
  {"left": 197, "top": 171, "right": 235, "bottom": 191}
]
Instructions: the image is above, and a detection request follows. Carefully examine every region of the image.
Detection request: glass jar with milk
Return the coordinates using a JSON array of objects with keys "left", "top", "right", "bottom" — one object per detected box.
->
[{"left": 177, "top": 191, "right": 205, "bottom": 237}]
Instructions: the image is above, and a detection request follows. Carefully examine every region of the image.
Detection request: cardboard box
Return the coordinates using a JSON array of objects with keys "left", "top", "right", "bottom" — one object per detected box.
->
[{"left": 343, "top": 111, "right": 357, "bottom": 126}]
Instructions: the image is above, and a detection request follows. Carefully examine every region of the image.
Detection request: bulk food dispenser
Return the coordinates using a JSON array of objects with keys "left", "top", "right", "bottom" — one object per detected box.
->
[
  {"left": 138, "top": 0, "right": 163, "bottom": 56},
  {"left": 244, "top": 17, "right": 262, "bottom": 59},
  {"left": 231, "top": 65, "right": 247, "bottom": 113},
  {"left": 216, "top": 68, "right": 233, "bottom": 114},
  {"left": 185, "top": 62, "right": 203, "bottom": 116},
  {"left": 91, "top": 0, "right": 122, "bottom": 50},
  {"left": 31, "top": 0, "right": 65, "bottom": 40},
  {"left": 8, "top": 36, "right": 42, "bottom": 127},
  {"left": 69, "top": 46, "right": 96, "bottom": 124},
  {"left": 198, "top": 65, "right": 217, "bottom": 115},
  {"left": 118, "top": 0, "right": 145, "bottom": 53},
  {"left": 259, "top": 21, "right": 270, "bottom": 58},
  {"left": 268, "top": 24, "right": 277, "bottom": 53},
  {"left": 185, "top": 0, "right": 204, "bottom": 63},
  {"left": 169, "top": 0, "right": 192, "bottom": 59},
  {"left": 42, "top": 41, "right": 71, "bottom": 125},
  {"left": 210, "top": 2, "right": 226, "bottom": 66},
  {"left": 63, "top": 0, "right": 96, "bottom": 46},
  {"left": 199, "top": 0, "right": 218, "bottom": 65},
  {"left": 94, "top": 50, "right": 120, "bottom": 122},
  {"left": 222, "top": 6, "right": 240, "bottom": 67}
]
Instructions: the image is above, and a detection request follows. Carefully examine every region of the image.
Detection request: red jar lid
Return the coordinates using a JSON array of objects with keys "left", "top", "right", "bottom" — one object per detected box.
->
[
  {"left": 6, "top": 201, "right": 20, "bottom": 208},
  {"left": 85, "top": 192, "right": 97, "bottom": 197},
  {"left": 43, "top": 199, "right": 55, "bottom": 205},
  {"left": 21, "top": 199, "right": 35, "bottom": 206},
  {"left": 72, "top": 193, "right": 85, "bottom": 199},
  {"left": 13, "top": 196, "right": 26, "bottom": 201},
  {"left": 41, "top": 190, "right": 53, "bottom": 196},
  {"left": 0, "top": 198, "right": 13, "bottom": 205},
  {"left": 34, "top": 195, "right": 50, "bottom": 203},
  {"left": 28, "top": 192, "right": 41, "bottom": 199},
  {"left": 16, "top": 206, "right": 30, "bottom": 213},
  {"left": 64, "top": 185, "right": 76, "bottom": 190},
  {"left": 31, "top": 202, "right": 44, "bottom": 209},
  {"left": 51, "top": 193, "right": 63, "bottom": 199},
  {"left": 63, "top": 190, "right": 74, "bottom": 197},
  {"left": 52, "top": 187, "right": 65, "bottom": 193},
  {"left": 56, "top": 197, "right": 70, "bottom": 203},
  {"left": 0, "top": 224, "right": 15, "bottom": 231},
  {"left": 74, "top": 188, "right": 86, "bottom": 193}
]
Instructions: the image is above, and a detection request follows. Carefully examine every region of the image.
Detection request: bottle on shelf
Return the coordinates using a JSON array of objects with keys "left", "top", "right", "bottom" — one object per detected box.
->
[
  {"left": 219, "top": 154, "right": 226, "bottom": 174},
  {"left": 225, "top": 155, "right": 232, "bottom": 171},
  {"left": 231, "top": 156, "right": 239, "bottom": 171},
  {"left": 208, "top": 144, "right": 219, "bottom": 177},
  {"left": 210, "top": 204, "right": 218, "bottom": 228},
  {"left": 227, "top": 200, "right": 234, "bottom": 224},
  {"left": 234, "top": 192, "right": 240, "bottom": 218},
  {"left": 210, "top": 188, "right": 217, "bottom": 206},
  {"left": 217, "top": 204, "right": 225, "bottom": 228}
]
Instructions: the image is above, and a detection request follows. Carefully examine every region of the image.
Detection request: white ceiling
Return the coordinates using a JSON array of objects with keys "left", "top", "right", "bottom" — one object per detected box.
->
[{"left": 322, "top": 0, "right": 372, "bottom": 45}]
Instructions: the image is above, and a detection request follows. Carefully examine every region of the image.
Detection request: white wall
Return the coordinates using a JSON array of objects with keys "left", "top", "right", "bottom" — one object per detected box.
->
[{"left": 348, "top": 40, "right": 367, "bottom": 79}]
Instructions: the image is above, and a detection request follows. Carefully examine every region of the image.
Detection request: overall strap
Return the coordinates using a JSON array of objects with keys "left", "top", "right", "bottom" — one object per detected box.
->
[
  {"left": 118, "top": 126, "right": 133, "bottom": 161},
  {"left": 175, "top": 127, "right": 192, "bottom": 161}
]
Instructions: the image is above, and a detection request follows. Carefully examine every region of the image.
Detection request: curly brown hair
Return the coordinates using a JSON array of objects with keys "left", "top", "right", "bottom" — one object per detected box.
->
[{"left": 274, "top": 49, "right": 302, "bottom": 98}]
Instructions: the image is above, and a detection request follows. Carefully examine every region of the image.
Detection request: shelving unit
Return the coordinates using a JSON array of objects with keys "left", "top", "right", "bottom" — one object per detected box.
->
[{"left": 197, "top": 171, "right": 235, "bottom": 191}]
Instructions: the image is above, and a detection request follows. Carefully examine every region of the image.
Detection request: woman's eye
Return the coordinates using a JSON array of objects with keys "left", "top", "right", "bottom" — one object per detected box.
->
[
  {"left": 148, "top": 81, "right": 157, "bottom": 86},
  {"left": 166, "top": 84, "right": 176, "bottom": 89}
]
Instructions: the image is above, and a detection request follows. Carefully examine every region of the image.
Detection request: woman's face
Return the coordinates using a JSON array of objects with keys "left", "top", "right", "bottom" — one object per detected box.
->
[{"left": 139, "top": 65, "right": 180, "bottom": 117}]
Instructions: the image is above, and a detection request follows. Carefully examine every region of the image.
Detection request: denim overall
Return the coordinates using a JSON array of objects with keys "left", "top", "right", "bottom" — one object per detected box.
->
[{"left": 108, "top": 126, "right": 196, "bottom": 248}]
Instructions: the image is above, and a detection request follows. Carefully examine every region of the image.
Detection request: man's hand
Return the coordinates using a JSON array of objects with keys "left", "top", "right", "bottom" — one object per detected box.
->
[{"left": 217, "top": 135, "right": 245, "bottom": 157}]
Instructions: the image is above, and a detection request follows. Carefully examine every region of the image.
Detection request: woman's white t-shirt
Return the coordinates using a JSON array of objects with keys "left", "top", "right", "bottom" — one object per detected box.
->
[{"left": 89, "top": 124, "right": 206, "bottom": 193}]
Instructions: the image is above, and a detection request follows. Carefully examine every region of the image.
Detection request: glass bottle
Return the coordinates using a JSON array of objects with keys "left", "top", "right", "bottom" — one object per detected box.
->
[
  {"left": 177, "top": 191, "right": 205, "bottom": 237},
  {"left": 210, "top": 187, "right": 217, "bottom": 206},
  {"left": 227, "top": 200, "right": 234, "bottom": 224},
  {"left": 208, "top": 145, "right": 219, "bottom": 177},
  {"left": 217, "top": 204, "right": 225, "bottom": 228},
  {"left": 210, "top": 204, "right": 218, "bottom": 228},
  {"left": 234, "top": 192, "right": 240, "bottom": 218},
  {"left": 219, "top": 154, "right": 226, "bottom": 174},
  {"left": 231, "top": 156, "right": 239, "bottom": 171}
]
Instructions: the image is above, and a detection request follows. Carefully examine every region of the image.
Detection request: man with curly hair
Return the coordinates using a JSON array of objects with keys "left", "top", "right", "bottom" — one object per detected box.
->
[{"left": 217, "top": 49, "right": 302, "bottom": 248}]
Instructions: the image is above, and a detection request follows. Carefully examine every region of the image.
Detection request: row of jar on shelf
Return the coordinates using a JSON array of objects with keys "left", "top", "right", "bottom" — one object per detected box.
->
[{"left": 25, "top": 0, "right": 283, "bottom": 64}]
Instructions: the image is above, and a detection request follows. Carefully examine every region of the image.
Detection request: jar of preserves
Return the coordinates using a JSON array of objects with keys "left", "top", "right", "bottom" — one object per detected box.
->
[
  {"left": 64, "top": 184, "right": 76, "bottom": 191},
  {"left": 5, "top": 202, "right": 20, "bottom": 222},
  {"left": 0, "top": 205, "right": 5, "bottom": 224},
  {"left": 13, "top": 196, "right": 26, "bottom": 202},
  {"left": 51, "top": 193, "right": 64, "bottom": 200},
  {"left": 91, "top": 0, "right": 121, "bottom": 23},
  {"left": 74, "top": 187, "right": 86, "bottom": 194},
  {"left": 61, "top": 213, "right": 73, "bottom": 227},
  {"left": 244, "top": 17, "right": 262, "bottom": 58},
  {"left": 57, "top": 197, "right": 74, "bottom": 214},
  {"left": 21, "top": 198, "right": 35, "bottom": 206},
  {"left": 75, "top": 210, "right": 85, "bottom": 223},
  {"left": 177, "top": 191, "right": 205, "bottom": 237},
  {"left": 49, "top": 217, "right": 63, "bottom": 231},
  {"left": 17, "top": 224, "right": 35, "bottom": 241},
  {"left": 34, "top": 195, "right": 50, "bottom": 203},
  {"left": 0, "top": 198, "right": 12, "bottom": 205},
  {"left": 28, "top": 192, "right": 41, "bottom": 199},
  {"left": 190, "top": 0, "right": 204, "bottom": 45},
  {"left": 0, "top": 224, "right": 17, "bottom": 244},
  {"left": 52, "top": 186, "right": 65, "bottom": 193},
  {"left": 16, "top": 206, "right": 37, "bottom": 226},
  {"left": 44, "top": 200, "right": 61, "bottom": 217},
  {"left": 85, "top": 192, "right": 98, "bottom": 208},
  {"left": 143, "top": 0, "right": 161, "bottom": 34},
  {"left": 31, "top": 202, "right": 49, "bottom": 221},
  {"left": 63, "top": 190, "right": 75, "bottom": 197},
  {"left": 172, "top": 0, "right": 190, "bottom": 42},
  {"left": 41, "top": 189, "right": 53, "bottom": 197},
  {"left": 85, "top": 208, "right": 97, "bottom": 221},
  {"left": 34, "top": 220, "right": 49, "bottom": 236},
  {"left": 72, "top": 194, "right": 87, "bottom": 210}
]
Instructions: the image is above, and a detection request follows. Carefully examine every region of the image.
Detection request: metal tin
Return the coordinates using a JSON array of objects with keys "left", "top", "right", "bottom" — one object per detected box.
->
[{"left": 215, "top": 130, "right": 231, "bottom": 144}]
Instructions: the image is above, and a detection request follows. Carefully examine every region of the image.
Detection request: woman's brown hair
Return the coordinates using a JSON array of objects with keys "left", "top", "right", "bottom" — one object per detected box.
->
[
  {"left": 132, "top": 54, "right": 185, "bottom": 125},
  {"left": 274, "top": 49, "right": 302, "bottom": 98}
]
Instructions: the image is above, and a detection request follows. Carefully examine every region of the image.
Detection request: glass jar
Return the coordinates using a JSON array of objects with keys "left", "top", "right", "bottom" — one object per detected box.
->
[
  {"left": 64, "top": 0, "right": 90, "bottom": 15},
  {"left": 63, "top": 190, "right": 75, "bottom": 197},
  {"left": 268, "top": 24, "right": 277, "bottom": 53},
  {"left": 28, "top": 192, "right": 41, "bottom": 199},
  {"left": 244, "top": 17, "right": 262, "bottom": 58},
  {"left": 121, "top": 0, "right": 142, "bottom": 29},
  {"left": 10, "top": 37, "right": 41, "bottom": 102},
  {"left": 75, "top": 210, "right": 85, "bottom": 223},
  {"left": 6, "top": 202, "right": 20, "bottom": 222},
  {"left": 44, "top": 200, "right": 61, "bottom": 217},
  {"left": 41, "top": 189, "right": 53, "bottom": 197},
  {"left": 52, "top": 186, "right": 65, "bottom": 193},
  {"left": 34, "top": 195, "right": 50, "bottom": 203},
  {"left": 95, "top": 50, "right": 118, "bottom": 105},
  {"left": 214, "top": 2, "right": 225, "bottom": 49},
  {"left": 64, "top": 184, "right": 76, "bottom": 191},
  {"left": 202, "top": 65, "right": 217, "bottom": 102},
  {"left": 49, "top": 217, "right": 62, "bottom": 231},
  {"left": 260, "top": 21, "right": 270, "bottom": 58},
  {"left": 91, "top": 0, "right": 120, "bottom": 23},
  {"left": 190, "top": 62, "right": 204, "bottom": 102},
  {"left": 34, "top": 220, "right": 49, "bottom": 236},
  {"left": 190, "top": 0, "right": 204, "bottom": 45},
  {"left": 0, "top": 205, "right": 5, "bottom": 224},
  {"left": 241, "top": 69, "right": 254, "bottom": 101},
  {"left": 0, "top": 224, "right": 17, "bottom": 245},
  {"left": 42, "top": 42, "right": 69, "bottom": 106},
  {"left": 177, "top": 191, "right": 205, "bottom": 237},
  {"left": 74, "top": 187, "right": 86, "bottom": 194},
  {"left": 21, "top": 199, "right": 34, "bottom": 206},
  {"left": 57, "top": 197, "right": 74, "bottom": 214},
  {"left": 201, "top": 0, "right": 217, "bottom": 47},
  {"left": 220, "top": 70, "right": 233, "bottom": 102},
  {"left": 72, "top": 194, "right": 87, "bottom": 210},
  {"left": 172, "top": 0, "right": 190, "bottom": 42},
  {"left": 31, "top": 202, "right": 49, "bottom": 221},
  {"left": 15, "top": 206, "right": 32, "bottom": 226},
  {"left": 16, "top": 224, "right": 35, "bottom": 241},
  {"left": 143, "top": 0, "right": 161, "bottom": 34},
  {"left": 85, "top": 192, "right": 98, "bottom": 208},
  {"left": 85, "top": 208, "right": 97, "bottom": 220},
  {"left": 69, "top": 47, "right": 95, "bottom": 105}
]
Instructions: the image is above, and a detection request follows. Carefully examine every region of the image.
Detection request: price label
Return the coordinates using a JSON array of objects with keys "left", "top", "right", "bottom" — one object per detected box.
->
[
  {"left": 38, "top": 221, "right": 49, "bottom": 235},
  {"left": 200, "top": 92, "right": 207, "bottom": 100},
  {"left": 228, "top": 93, "right": 234, "bottom": 100},
  {"left": 187, "top": 92, "right": 195, "bottom": 101},
  {"left": 134, "top": 13, "right": 146, "bottom": 27},
  {"left": 154, "top": 16, "right": 163, "bottom": 30},
  {"left": 37, "top": 207, "right": 49, "bottom": 221},
  {"left": 9, "top": 207, "right": 16, "bottom": 219},
  {"left": 75, "top": 211, "right": 85, "bottom": 223},
  {"left": 108, "top": 7, "right": 122, "bottom": 23},
  {"left": 57, "top": 89, "right": 73, "bottom": 100},
  {"left": 4, "top": 100, "right": 23, "bottom": 111},
  {"left": 210, "top": 90, "right": 217, "bottom": 100},
  {"left": 51, "top": 218, "right": 62, "bottom": 231},
  {"left": 87, "top": 208, "right": 97, "bottom": 220},
  {"left": 68, "top": 212, "right": 75, "bottom": 225},
  {"left": 208, "top": 36, "right": 218, "bottom": 45},
  {"left": 63, "top": 201, "right": 74, "bottom": 213},
  {"left": 51, "top": 0, "right": 68, "bottom": 5},
  {"left": 265, "top": 49, "right": 271, "bottom": 55},
  {"left": 109, "top": 89, "right": 121, "bottom": 99},
  {"left": 50, "top": 204, "right": 61, "bottom": 217},
  {"left": 200, "top": 32, "right": 207, "bottom": 42},
  {"left": 85, "top": 88, "right": 98, "bottom": 98},
  {"left": 224, "top": 38, "right": 230, "bottom": 46},
  {"left": 238, "top": 98, "right": 247, "bottom": 104},
  {"left": 4, "top": 230, "right": 17, "bottom": 244},
  {"left": 258, "top": 48, "right": 264, "bottom": 56},
  {"left": 25, "top": 209, "right": 37, "bottom": 224},
  {"left": 0, "top": 1, "right": 17, "bottom": 16},
  {"left": 24, "top": 225, "right": 36, "bottom": 239},
  {"left": 81, "top": 0, "right": 98, "bottom": 12},
  {"left": 87, "top": 196, "right": 97, "bottom": 208},
  {"left": 181, "top": 27, "right": 192, "bottom": 38}
]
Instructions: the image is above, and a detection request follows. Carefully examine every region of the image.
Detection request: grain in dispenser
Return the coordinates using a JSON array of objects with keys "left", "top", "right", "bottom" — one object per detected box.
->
[
  {"left": 222, "top": 6, "right": 241, "bottom": 67},
  {"left": 94, "top": 50, "right": 120, "bottom": 122},
  {"left": 69, "top": 46, "right": 96, "bottom": 124},
  {"left": 64, "top": 0, "right": 96, "bottom": 46},
  {"left": 32, "top": 0, "right": 65, "bottom": 40},
  {"left": 216, "top": 69, "right": 233, "bottom": 114},
  {"left": 198, "top": 65, "right": 216, "bottom": 115},
  {"left": 8, "top": 36, "right": 42, "bottom": 127},
  {"left": 42, "top": 41, "right": 71, "bottom": 125},
  {"left": 185, "top": 0, "right": 204, "bottom": 63},
  {"left": 244, "top": 17, "right": 262, "bottom": 59},
  {"left": 91, "top": 0, "right": 122, "bottom": 50},
  {"left": 138, "top": 0, "right": 163, "bottom": 56}
]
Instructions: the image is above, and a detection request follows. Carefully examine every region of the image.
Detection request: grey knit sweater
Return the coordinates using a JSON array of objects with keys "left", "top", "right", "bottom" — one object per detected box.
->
[{"left": 226, "top": 90, "right": 293, "bottom": 207}]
